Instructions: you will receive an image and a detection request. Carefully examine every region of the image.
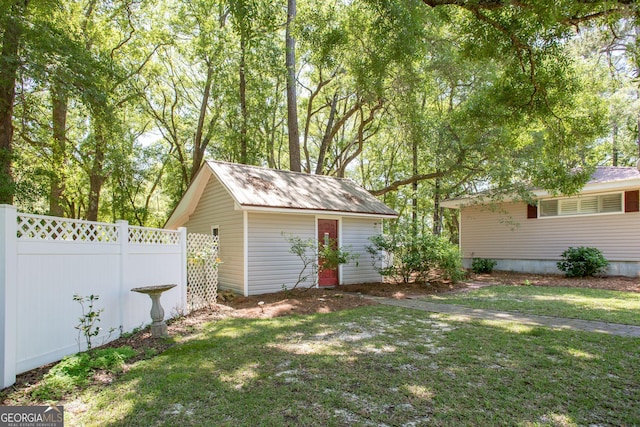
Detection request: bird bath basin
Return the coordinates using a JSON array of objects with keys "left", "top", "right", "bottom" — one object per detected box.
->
[{"left": 131, "top": 284, "right": 177, "bottom": 337}]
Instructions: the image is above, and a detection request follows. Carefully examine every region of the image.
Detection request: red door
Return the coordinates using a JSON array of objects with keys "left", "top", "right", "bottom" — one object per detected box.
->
[{"left": 318, "top": 219, "right": 339, "bottom": 287}]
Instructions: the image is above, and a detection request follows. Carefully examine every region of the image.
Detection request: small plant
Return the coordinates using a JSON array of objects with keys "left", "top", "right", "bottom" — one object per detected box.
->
[
  {"left": 281, "top": 284, "right": 292, "bottom": 297},
  {"left": 73, "top": 294, "right": 104, "bottom": 351},
  {"left": 283, "top": 233, "right": 357, "bottom": 289},
  {"left": 319, "top": 238, "right": 358, "bottom": 271},
  {"left": 471, "top": 258, "right": 497, "bottom": 274},
  {"left": 283, "top": 234, "right": 319, "bottom": 289},
  {"left": 557, "top": 246, "right": 609, "bottom": 277}
]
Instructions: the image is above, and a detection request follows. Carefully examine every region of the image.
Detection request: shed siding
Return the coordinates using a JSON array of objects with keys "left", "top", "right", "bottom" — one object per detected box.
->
[
  {"left": 341, "top": 217, "right": 383, "bottom": 284},
  {"left": 183, "top": 177, "right": 245, "bottom": 294},
  {"left": 460, "top": 201, "right": 640, "bottom": 262},
  {"left": 247, "top": 212, "right": 315, "bottom": 295}
]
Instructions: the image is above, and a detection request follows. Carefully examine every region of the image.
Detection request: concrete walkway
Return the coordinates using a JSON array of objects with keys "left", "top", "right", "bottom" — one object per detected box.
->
[{"left": 363, "top": 296, "right": 640, "bottom": 338}]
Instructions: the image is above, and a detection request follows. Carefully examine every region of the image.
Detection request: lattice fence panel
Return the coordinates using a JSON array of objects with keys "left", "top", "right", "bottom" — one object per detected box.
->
[
  {"left": 129, "top": 226, "right": 180, "bottom": 245},
  {"left": 187, "top": 233, "right": 219, "bottom": 311},
  {"left": 17, "top": 214, "right": 119, "bottom": 242}
]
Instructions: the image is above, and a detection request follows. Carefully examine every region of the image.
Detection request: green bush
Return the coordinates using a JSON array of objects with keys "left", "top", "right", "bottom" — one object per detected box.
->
[
  {"left": 556, "top": 246, "right": 609, "bottom": 277},
  {"left": 367, "top": 228, "right": 464, "bottom": 283},
  {"left": 471, "top": 258, "right": 497, "bottom": 274}
]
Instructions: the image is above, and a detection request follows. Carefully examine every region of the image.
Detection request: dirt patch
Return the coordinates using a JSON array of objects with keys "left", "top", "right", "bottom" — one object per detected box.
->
[{"left": 224, "top": 280, "right": 465, "bottom": 318}]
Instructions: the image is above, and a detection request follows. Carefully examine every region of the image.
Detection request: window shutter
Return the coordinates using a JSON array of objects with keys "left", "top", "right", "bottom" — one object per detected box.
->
[
  {"left": 625, "top": 190, "right": 639, "bottom": 212},
  {"left": 527, "top": 204, "right": 537, "bottom": 219}
]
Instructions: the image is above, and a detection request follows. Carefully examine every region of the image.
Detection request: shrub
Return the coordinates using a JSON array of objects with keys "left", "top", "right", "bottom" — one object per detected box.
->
[
  {"left": 367, "top": 229, "right": 465, "bottom": 283},
  {"left": 471, "top": 258, "right": 497, "bottom": 274},
  {"left": 436, "top": 242, "right": 466, "bottom": 283},
  {"left": 556, "top": 246, "right": 608, "bottom": 277},
  {"left": 283, "top": 233, "right": 358, "bottom": 289},
  {"left": 366, "top": 233, "right": 413, "bottom": 283}
]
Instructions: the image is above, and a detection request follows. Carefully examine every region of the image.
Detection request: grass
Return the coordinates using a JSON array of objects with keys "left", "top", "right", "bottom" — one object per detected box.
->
[
  {"left": 422, "top": 285, "right": 640, "bottom": 326},
  {"left": 30, "top": 347, "right": 137, "bottom": 401},
  {"left": 62, "top": 305, "right": 639, "bottom": 426}
]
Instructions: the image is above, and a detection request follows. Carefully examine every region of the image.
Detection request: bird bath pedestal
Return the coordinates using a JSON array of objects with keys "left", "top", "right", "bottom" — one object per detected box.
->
[{"left": 131, "top": 284, "right": 177, "bottom": 338}]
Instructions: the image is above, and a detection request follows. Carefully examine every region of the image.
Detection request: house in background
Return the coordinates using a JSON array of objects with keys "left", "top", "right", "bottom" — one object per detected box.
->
[
  {"left": 165, "top": 161, "right": 398, "bottom": 295},
  {"left": 441, "top": 166, "right": 640, "bottom": 277}
]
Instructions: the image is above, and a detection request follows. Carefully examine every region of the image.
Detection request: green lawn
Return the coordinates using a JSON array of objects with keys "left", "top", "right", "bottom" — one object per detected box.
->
[
  {"left": 423, "top": 285, "right": 640, "bottom": 326},
  {"left": 68, "top": 305, "right": 639, "bottom": 426}
]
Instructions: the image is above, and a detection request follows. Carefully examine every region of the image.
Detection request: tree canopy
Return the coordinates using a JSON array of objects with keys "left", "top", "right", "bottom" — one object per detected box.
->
[{"left": 1, "top": 0, "right": 638, "bottom": 234}]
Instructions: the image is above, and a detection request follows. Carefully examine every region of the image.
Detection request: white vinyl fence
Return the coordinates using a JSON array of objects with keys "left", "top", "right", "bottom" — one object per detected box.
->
[{"left": 0, "top": 205, "right": 188, "bottom": 388}]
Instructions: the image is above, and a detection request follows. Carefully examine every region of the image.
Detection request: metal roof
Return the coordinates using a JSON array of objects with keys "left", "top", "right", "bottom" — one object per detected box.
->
[{"left": 209, "top": 161, "right": 398, "bottom": 216}]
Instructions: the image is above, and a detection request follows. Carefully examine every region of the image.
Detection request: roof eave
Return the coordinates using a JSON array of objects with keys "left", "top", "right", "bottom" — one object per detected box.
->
[
  {"left": 164, "top": 165, "right": 213, "bottom": 229},
  {"left": 237, "top": 204, "right": 398, "bottom": 218},
  {"left": 441, "top": 178, "right": 640, "bottom": 210}
]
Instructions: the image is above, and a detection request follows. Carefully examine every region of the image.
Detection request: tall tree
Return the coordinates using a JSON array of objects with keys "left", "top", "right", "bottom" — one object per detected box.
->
[
  {"left": 0, "top": 0, "right": 29, "bottom": 204},
  {"left": 286, "top": 0, "right": 301, "bottom": 171}
]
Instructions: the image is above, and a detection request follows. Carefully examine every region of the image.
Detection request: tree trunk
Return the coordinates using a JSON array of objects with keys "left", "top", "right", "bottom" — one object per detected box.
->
[
  {"left": 239, "top": 34, "right": 248, "bottom": 164},
  {"left": 432, "top": 177, "right": 442, "bottom": 235},
  {"left": 87, "top": 121, "right": 106, "bottom": 221},
  {"left": 445, "top": 208, "right": 460, "bottom": 245},
  {"left": 612, "top": 120, "right": 618, "bottom": 167},
  {"left": 315, "top": 93, "right": 338, "bottom": 175},
  {"left": 191, "top": 63, "right": 214, "bottom": 180},
  {"left": 411, "top": 133, "right": 418, "bottom": 236},
  {"left": 50, "top": 79, "right": 68, "bottom": 216},
  {"left": 285, "top": 0, "right": 301, "bottom": 172},
  {"left": 0, "top": 0, "right": 27, "bottom": 204}
]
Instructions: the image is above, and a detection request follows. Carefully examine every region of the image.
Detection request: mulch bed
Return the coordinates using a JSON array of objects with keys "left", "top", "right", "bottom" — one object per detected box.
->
[{"left": 471, "top": 271, "right": 640, "bottom": 293}]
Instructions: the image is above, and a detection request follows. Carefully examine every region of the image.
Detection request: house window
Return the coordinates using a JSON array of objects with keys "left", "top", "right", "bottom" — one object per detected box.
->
[
  {"left": 539, "top": 193, "right": 623, "bottom": 217},
  {"left": 211, "top": 225, "right": 220, "bottom": 246}
]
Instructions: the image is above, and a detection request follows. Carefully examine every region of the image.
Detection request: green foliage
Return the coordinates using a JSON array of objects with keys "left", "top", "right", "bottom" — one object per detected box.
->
[
  {"left": 471, "top": 258, "right": 498, "bottom": 274},
  {"left": 283, "top": 233, "right": 358, "bottom": 289},
  {"left": 73, "top": 294, "right": 105, "bottom": 351},
  {"left": 367, "top": 227, "right": 464, "bottom": 284},
  {"left": 4, "top": 0, "right": 634, "bottom": 235},
  {"left": 31, "top": 346, "right": 136, "bottom": 401},
  {"left": 557, "top": 246, "right": 609, "bottom": 278},
  {"left": 284, "top": 234, "right": 319, "bottom": 289},
  {"left": 318, "top": 238, "right": 359, "bottom": 271}
]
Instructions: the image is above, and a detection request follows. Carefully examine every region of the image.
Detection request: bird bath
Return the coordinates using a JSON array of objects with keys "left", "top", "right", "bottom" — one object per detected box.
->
[{"left": 131, "top": 284, "right": 177, "bottom": 338}]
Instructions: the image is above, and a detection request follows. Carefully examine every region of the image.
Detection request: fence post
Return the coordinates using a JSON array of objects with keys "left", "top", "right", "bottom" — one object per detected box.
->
[
  {"left": 0, "top": 205, "right": 17, "bottom": 388},
  {"left": 179, "top": 227, "right": 188, "bottom": 314},
  {"left": 117, "top": 220, "right": 129, "bottom": 332}
]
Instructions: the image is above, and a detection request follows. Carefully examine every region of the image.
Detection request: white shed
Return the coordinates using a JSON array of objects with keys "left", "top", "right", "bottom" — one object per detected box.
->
[{"left": 165, "top": 161, "right": 398, "bottom": 296}]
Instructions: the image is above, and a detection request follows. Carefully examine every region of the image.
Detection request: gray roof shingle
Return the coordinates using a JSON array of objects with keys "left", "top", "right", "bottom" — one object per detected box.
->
[{"left": 589, "top": 166, "right": 640, "bottom": 184}]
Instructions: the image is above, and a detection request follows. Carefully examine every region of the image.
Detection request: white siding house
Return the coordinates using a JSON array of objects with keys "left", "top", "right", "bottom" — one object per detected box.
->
[
  {"left": 442, "top": 167, "right": 640, "bottom": 277},
  {"left": 165, "top": 161, "right": 397, "bottom": 295}
]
